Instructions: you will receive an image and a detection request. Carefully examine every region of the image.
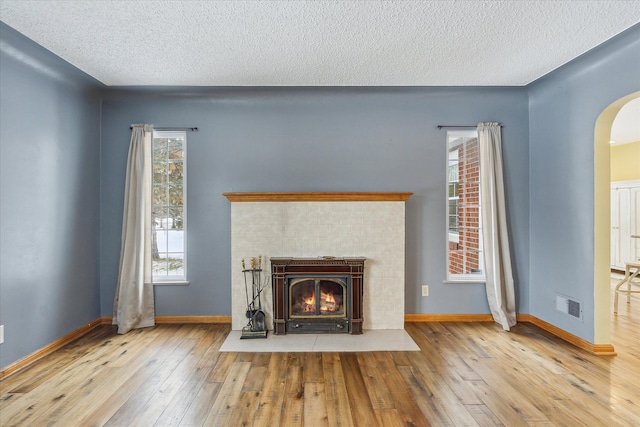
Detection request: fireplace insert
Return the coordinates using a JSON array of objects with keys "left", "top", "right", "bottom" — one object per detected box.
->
[
  {"left": 271, "top": 257, "right": 365, "bottom": 334},
  {"left": 286, "top": 276, "right": 350, "bottom": 333}
]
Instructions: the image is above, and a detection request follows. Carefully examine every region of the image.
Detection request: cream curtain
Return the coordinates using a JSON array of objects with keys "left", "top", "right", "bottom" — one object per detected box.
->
[
  {"left": 113, "top": 124, "right": 155, "bottom": 334},
  {"left": 478, "top": 122, "right": 516, "bottom": 331}
]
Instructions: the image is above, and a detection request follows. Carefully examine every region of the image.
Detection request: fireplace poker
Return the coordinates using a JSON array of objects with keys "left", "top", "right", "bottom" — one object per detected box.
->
[{"left": 241, "top": 257, "right": 268, "bottom": 339}]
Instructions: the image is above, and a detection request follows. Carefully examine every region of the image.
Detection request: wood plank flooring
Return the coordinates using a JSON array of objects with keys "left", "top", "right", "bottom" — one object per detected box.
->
[{"left": 1, "top": 279, "right": 638, "bottom": 426}]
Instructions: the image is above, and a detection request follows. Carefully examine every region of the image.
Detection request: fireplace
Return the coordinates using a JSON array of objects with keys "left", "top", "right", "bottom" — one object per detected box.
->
[
  {"left": 271, "top": 257, "right": 365, "bottom": 334},
  {"left": 225, "top": 192, "right": 411, "bottom": 331}
]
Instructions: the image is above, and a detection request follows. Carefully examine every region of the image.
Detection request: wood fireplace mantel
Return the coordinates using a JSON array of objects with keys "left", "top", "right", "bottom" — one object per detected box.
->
[{"left": 223, "top": 192, "right": 413, "bottom": 202}]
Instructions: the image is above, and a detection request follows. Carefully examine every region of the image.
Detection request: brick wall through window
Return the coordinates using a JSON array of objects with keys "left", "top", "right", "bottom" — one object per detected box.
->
[{"left": 448, "top": 136, "right": 482, "bottom": 276}]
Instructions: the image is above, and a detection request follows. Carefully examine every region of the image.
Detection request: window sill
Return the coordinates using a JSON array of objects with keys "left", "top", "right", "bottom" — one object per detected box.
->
[
  {"left": 153, "top": 281, "right": 190, "bottom": 286},
  {"left": 443, "top": 280, "right": 485, "bottom": 285}
]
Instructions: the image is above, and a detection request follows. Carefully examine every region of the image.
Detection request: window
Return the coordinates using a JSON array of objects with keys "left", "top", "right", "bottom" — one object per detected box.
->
[
  {"left": 446, "top": 131, "right": 484, "bottom": 282},
  {"left": 152, "top": 131, "right": 186, "bottom": 282},
  {"left": 448, "top": 149, "right": 460, "bottom": 242}
]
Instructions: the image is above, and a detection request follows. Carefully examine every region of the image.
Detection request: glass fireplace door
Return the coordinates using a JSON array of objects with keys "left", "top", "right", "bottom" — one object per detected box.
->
[{"left": 289, "top": 278, "right": 346, "bottom": 318}]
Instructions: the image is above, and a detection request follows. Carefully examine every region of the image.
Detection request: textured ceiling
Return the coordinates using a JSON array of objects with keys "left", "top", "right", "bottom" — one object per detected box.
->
[{"left": 0, "top": 0, "right": 639, "bottom": 87}]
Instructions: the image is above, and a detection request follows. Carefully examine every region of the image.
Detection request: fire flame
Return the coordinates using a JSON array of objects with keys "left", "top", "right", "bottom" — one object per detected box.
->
[
  {"left": 303, "top": 294, "right": 315, "bottom": 312},
  {"left": 296, "top": 288, "right": 341, "bottom": 314},
  {"left": 324, "top": 291, "right": 335, "bottom": 304},
  {"left": 320, "top": 290, "right": 338, "bottom": 312}
]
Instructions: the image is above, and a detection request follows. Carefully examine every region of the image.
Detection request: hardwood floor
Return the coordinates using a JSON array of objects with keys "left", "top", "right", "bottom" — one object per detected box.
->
[{"left": 1, "top": 280, "right": 638, "bottom": 426}]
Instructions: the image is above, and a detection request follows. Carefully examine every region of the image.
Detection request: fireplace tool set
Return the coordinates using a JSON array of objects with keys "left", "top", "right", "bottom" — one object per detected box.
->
[{"left": 241, "top": 256, "right": 268, "bottom": 339}]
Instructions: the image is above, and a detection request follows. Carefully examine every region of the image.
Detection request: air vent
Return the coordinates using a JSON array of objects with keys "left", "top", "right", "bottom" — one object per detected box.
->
[
  {"left": 555, "top": 294, "right": 583, "bottom": 321},
  {"left": 567, "top": 300, "right": 581, "bottom": 318}
]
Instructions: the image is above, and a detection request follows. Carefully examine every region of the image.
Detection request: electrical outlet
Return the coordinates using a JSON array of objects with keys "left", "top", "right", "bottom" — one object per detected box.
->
[
  {"left": 0, "top": 325, "right": 4, "bottom": 344},
  {"left": 422, "top": 285, "right": 429, "bottom": 297}
]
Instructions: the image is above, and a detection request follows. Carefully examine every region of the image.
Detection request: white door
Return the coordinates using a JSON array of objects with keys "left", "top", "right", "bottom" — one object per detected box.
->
[
  {"left": 619, "top": 188, "right": 632, "bottom": 265},
  {"left": 611, "top": 181, "right": 640, "bottom": 269},
  {"left": 611, "top": 187, "right": 620, "bottom": 267},
  {"left": 632, "top": 187, "right": 640, "bottom": 262}
]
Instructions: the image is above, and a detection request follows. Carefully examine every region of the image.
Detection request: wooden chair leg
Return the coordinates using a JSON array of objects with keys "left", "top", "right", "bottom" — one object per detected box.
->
[
  {"left": 615, "top": 266, "right": 631, "bottom": 313},
  {"left": 628, "top": 268, "right": 639, "bottom": 303},
  {"left": 614, "top": 263, "right": 640, "bottom": 314}
]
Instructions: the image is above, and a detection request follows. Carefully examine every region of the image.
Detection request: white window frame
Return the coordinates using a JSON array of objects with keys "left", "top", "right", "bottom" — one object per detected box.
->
[
  {"left": 152, "top": 130, "right": 188, "bottom": 285},
  {"left": 448, "top": 149, "right": 460, "bottom": 244},
  {"left": 445, "top": 130, "right": 485, "bottom": 283}
]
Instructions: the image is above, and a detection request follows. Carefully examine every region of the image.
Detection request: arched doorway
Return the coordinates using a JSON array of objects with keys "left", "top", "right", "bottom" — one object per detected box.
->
[{"left": 593, "top": 91, "right": 640, "bottom": 346}]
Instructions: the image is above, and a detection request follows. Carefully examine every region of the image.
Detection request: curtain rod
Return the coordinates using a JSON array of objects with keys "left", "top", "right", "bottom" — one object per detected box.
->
[
  {"left": 437, "top": 124, "right": 503, "bottom": 129},
  {"left": 129, "top": 126, "right": 198, "bottom": 131}
]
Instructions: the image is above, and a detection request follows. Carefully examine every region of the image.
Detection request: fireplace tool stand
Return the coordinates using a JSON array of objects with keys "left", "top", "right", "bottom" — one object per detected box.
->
[{"left": 241, "top": 257, "right": 268, "bottom": 339}]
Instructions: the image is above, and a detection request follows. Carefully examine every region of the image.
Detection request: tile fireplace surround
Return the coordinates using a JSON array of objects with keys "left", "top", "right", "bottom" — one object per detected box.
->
[{"left": 224, "top": 192, "right": 413, "bottom": 332}]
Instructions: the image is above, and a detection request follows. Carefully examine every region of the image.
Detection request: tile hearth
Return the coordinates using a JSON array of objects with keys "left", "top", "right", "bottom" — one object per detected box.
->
[{"left": 220, "top": 329, "right": 419, "bottom": 352}]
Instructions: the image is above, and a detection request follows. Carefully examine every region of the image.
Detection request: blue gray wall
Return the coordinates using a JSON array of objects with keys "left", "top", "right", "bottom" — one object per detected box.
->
[
  {"left": 0, "top": 23, "right": 103, "bottom": 368},
  {"left": 3, "top": 17, "right": 637, "bottom": 369},
  {"left": 528, "top": 23, "right": 640, "bottom": 341},
  {"left": 99, "top": 87, "right": 530, "bottom": 320}
]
